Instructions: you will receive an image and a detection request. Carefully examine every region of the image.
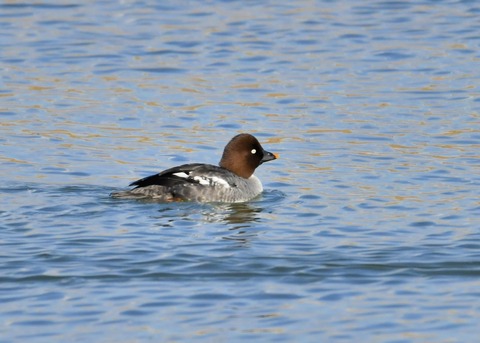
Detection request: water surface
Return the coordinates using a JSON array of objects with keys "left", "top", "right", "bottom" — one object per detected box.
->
[{"left": 1, "top": 1, "right": 480, "bottom": 342}]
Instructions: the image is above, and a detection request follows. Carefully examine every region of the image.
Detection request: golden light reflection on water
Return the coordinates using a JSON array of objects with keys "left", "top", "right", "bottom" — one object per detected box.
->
[
  {"left": 306, "top": 129, "right": 353, "bottom": 134},
  {"left": 180, "top": 88, "right": 202, "bottom": 94},
  {"left": 441, "top": 129, "right": 480, "bottom": 135},
  {"left": 266, "top": 93, "right": 289, "bottom": 98},
  {"left": 28, "top": 85, "right": 54, "bottom": 91},
  {"left": 0, "top": 156, "right": 31, "bottom": 165}
]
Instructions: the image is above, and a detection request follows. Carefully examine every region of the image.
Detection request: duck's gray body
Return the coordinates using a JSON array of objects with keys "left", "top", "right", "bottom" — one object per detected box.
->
[{"left": 111, "top": 163, "right": 263, "bottom": 203}]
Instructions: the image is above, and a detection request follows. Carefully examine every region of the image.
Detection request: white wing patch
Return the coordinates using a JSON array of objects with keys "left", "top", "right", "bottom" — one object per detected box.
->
[
  {"left": 193, "top": 175, "right": 231, "bottom": 188},
  {"left": 173, "top": 172, "right": 190, "bottom": 178},
  {"left": 173, "top": 171, "right": 230, "bottom": 188}
]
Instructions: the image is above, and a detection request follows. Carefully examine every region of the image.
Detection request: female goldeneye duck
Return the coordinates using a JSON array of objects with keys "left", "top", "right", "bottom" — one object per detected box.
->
[{"left": 111, "top": 133, "right": 278, "bottom": 203}]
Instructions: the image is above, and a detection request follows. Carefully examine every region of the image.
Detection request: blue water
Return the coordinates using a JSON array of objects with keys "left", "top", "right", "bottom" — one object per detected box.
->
[{"left": 2, "top": 1, "right": 480, "bottom": 342}]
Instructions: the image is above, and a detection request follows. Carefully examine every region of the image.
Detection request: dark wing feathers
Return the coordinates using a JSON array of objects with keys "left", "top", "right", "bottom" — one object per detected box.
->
[
  {"left": 129, "top": 163, "right": 220, "bottom": 189},
  {"left": 129, "top": 174, "right": 185, "bottom": 189}
]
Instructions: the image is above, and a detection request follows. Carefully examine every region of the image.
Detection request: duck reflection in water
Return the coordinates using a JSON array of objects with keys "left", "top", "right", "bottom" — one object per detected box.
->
[
  {"left": 150, "top": 201, "right": 265, "bottom": 245},
  {"left": 207, "top": 202, "right": 262, "bottom": 224},
  {"left": 204, "top": 203, "right": 263, "bottom": 246}
]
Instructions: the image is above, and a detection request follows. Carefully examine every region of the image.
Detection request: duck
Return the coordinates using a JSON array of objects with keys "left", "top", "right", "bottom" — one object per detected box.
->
[{"left": 110, "top": 133, "right": 278, "bottom": 202}]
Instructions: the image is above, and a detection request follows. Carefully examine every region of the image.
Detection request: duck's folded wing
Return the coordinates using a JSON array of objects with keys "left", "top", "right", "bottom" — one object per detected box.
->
[{"left": 129, "top": 163, "right": 227, "bottom": 189}]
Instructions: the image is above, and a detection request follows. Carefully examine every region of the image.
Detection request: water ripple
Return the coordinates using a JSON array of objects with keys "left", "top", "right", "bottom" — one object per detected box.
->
[{"left": 2, "top": 0, "right": 480, "bottom": 342}]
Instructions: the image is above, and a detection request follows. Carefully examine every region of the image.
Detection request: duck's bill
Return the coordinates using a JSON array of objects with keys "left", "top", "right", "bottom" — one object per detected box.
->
[{"left": 261, "top": 150, "right": 278, "bottom": 164}]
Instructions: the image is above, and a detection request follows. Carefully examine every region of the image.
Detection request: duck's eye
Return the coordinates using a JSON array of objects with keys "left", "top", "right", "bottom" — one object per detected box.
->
[{"left": 251, "top": 149, "right": 257, "bottom": 154}]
